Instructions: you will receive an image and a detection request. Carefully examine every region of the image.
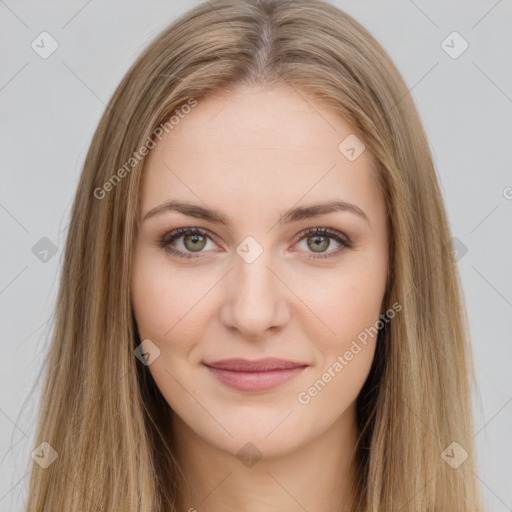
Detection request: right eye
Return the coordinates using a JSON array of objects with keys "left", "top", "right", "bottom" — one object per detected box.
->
[{"left": 159, "top": 227, "right": 219, "bottom": 259}]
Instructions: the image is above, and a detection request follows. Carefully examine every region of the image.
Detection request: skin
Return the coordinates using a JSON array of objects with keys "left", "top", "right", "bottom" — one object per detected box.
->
[{"left": 131, "top": 83, "right": 389, "bottom": 512}]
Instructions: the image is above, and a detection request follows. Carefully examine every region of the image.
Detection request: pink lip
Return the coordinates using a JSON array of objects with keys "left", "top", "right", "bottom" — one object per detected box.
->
[
  {"left": 204, "top": 357, "right": 308, "bottom": 371},
  {"left": 203, "top": 358, "right": 309, "bottom": 392}
]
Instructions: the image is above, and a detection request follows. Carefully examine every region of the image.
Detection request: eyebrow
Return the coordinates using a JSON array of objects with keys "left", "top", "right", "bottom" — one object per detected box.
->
[{"left": 143, "top": 199, "right": 369, "bottom": 226}]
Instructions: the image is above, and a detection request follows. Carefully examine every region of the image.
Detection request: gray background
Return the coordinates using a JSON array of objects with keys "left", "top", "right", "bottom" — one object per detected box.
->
[{"left": 1, "top": 1, "right": 511, "bottom": 510}]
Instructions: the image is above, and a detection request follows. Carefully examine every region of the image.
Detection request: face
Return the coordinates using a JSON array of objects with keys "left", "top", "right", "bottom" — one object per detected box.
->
[{"left": 131, "top": 84, "right": 389, "bottom": 459}]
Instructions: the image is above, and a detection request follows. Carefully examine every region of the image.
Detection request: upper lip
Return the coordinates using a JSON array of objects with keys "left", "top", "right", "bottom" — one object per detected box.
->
[{"left": 203, "top": 358, "right": 309, "bottom": 372}]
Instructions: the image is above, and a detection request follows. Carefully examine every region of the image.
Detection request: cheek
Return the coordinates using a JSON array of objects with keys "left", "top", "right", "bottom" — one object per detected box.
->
[
  {"left": 291, "top": 257, "right": 387, "bottom": 349},
  {"left": 288, "top": 254, "right": 387, "bottom": 411},
  {"left": 131, "top": 277, "right": 178, "bottom": 341},
  {"left": 131, "top": 253, "right": 224, "bottom": 355},
  {"left": 131, "top": 263, "right": 210, "bottom": 407},
  {"left": 293, "top": 267, "right": 385, "bottom": 414}
]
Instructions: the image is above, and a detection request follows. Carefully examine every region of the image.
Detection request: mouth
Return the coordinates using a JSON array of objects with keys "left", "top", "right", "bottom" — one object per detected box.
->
[{"left": 202, "top": 358, "right": 309, "bottom": 392}]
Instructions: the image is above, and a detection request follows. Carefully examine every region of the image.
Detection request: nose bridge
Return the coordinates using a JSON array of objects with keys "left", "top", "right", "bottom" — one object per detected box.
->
[
  {"left": 236, "top": 247, "right": 275, "bottom": 298},
  {"left": 220, "top": 238, "right": 289, "bottom": 338}
]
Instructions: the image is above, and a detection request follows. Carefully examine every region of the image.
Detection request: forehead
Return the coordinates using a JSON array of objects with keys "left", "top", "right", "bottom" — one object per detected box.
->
[{"left": 140, "top": 84, "right": 383, "bottom": 225}]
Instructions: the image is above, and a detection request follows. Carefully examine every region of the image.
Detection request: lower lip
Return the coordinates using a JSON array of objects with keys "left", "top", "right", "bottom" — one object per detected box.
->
[{"left": 204, "top": 365, "right": 308, "bottom": 392}]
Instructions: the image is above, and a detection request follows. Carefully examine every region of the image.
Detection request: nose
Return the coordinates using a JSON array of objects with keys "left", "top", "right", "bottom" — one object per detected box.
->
[{"left": 219, "top": 248, "right": 291, "bottom": 341}]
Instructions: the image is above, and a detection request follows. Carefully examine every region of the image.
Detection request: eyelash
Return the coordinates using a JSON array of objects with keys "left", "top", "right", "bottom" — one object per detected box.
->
[{"left": 158, "top": 227, "right": 353, "bottom": 261}]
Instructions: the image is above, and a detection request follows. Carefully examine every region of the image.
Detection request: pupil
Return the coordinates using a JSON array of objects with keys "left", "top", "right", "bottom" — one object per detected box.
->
[
  {"left": 309, "top": 235, "right": 328, "bottom": 252},
  {"left": 185, "top": 234, "right": 205, "bottom": 252}
]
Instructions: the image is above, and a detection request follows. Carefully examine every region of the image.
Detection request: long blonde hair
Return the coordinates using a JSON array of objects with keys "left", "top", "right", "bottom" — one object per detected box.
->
[{"left": 22, "top": 0, "right": 484, "bottom": 510}]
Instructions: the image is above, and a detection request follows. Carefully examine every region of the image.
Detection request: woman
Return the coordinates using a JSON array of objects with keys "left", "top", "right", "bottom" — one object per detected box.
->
[{"left": 25, "top": 0, "right": 484, "bottom": 510}]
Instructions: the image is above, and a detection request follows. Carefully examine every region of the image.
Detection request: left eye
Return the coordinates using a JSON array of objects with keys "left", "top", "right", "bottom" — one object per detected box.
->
[
  {"left": 292, "top": 227, "right": 353, "bottom": 260},
  {"left": 159, "top": 227, "right": 352, "bottom": 260}
]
